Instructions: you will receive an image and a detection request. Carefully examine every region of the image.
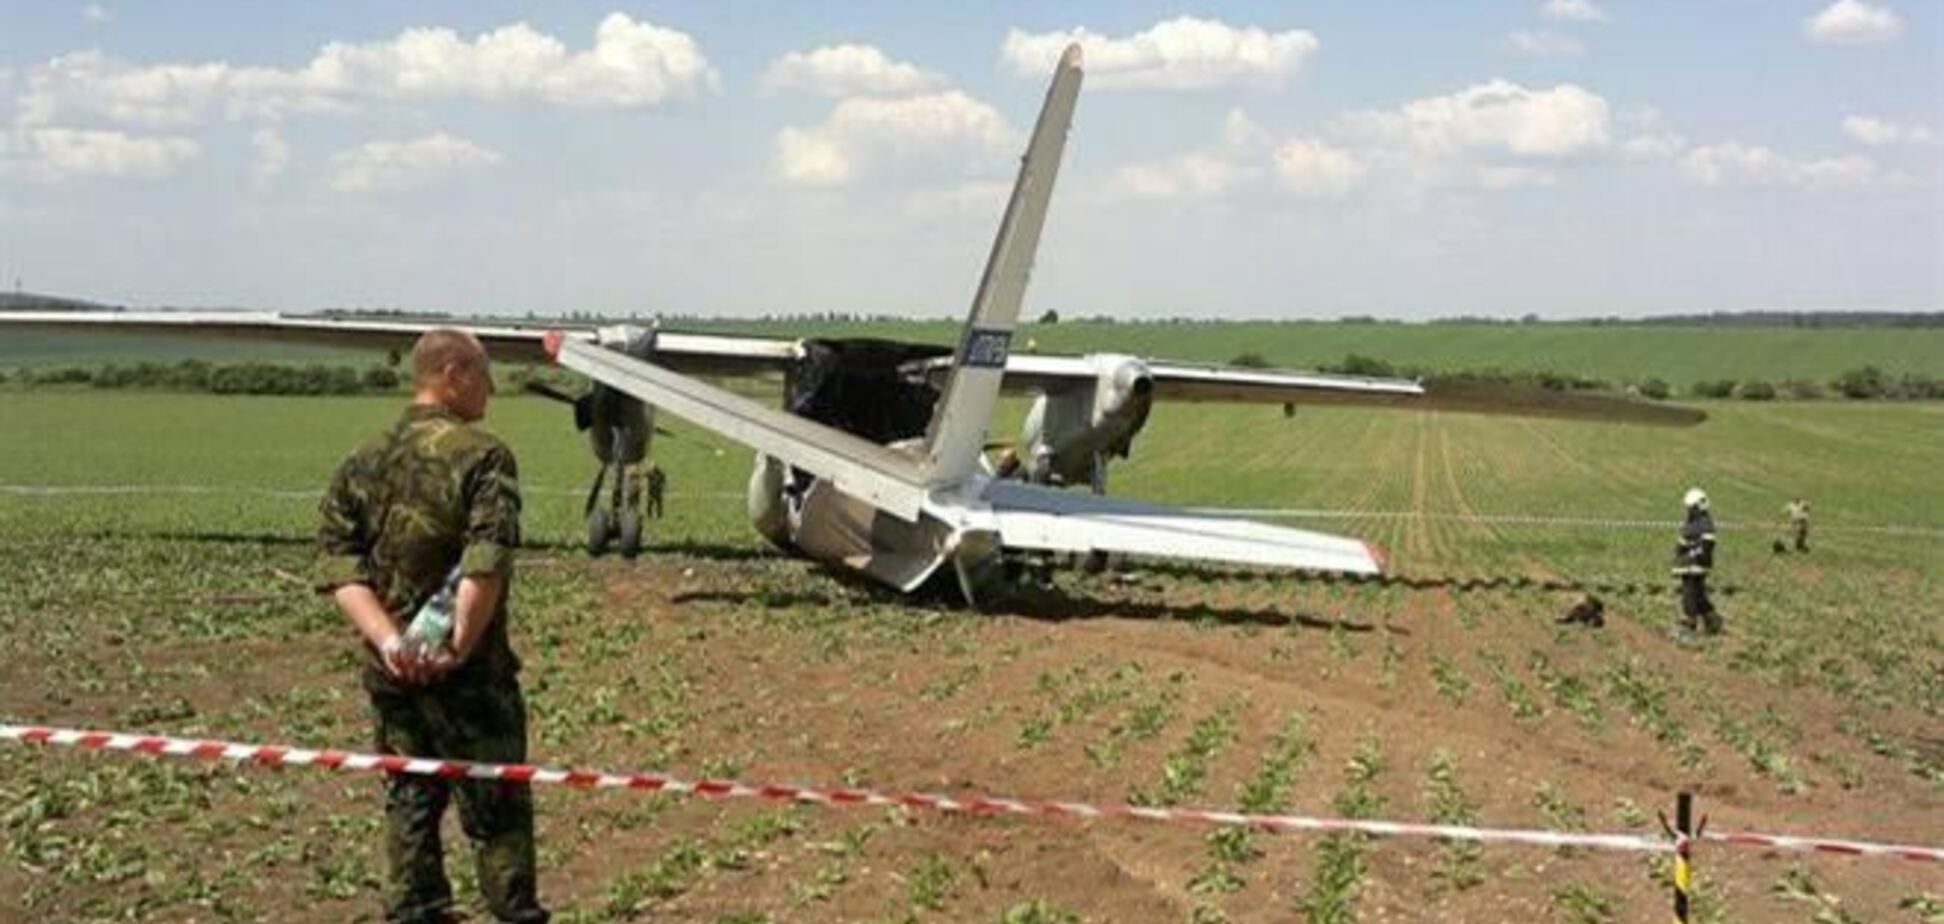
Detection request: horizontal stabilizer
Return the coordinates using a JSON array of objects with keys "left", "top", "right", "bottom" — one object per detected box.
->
[{"left": 972, "top": 480, "right": 1381, "bottom": 575}]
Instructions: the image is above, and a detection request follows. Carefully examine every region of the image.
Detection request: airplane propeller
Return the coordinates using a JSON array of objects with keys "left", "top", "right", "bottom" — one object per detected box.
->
[{"left": 524, "top": 380, "right": 675, "bottom": 437}]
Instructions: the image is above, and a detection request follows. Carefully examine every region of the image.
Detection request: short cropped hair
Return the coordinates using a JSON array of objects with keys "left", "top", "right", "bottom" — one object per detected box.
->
[{"left": 411, "top": 328, "right": 488, "bottom": 385}]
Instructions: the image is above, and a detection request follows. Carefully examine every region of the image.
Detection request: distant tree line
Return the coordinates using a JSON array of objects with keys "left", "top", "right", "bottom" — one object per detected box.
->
[
  {"left": 1234, "top": 353, "right": 1944, "bottom": 402},
  {"left": 5, "top": 352, "right": 1937, "bottom": 403},
  {"left": 1583, "top": 311, "right": 1944, "bottom": 329},
  {"left": 1317, "top": 354, "right": 1612, "bottom": 393},
  {"left": 7, "top": 359, "right": 401, "bottom": 395}
]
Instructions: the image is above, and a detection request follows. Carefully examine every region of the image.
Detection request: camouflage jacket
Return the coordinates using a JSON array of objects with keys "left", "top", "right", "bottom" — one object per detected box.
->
[{"left": 316, "top": 404, "right": 523, "bottom": 684}]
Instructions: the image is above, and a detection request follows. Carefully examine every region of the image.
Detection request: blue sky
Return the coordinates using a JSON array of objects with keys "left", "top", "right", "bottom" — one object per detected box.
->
[{"left": 0, "top": 1, "right": 1936, "bottom": 318}]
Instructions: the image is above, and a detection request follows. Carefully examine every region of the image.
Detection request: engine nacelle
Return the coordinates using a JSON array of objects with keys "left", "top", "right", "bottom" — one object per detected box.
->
[
  {"left": 1090, "top": 353, "right": 1154, "bottom": 452},
  {"left": 1016, "top": 354, "right": 1155, "bottom": 487}
]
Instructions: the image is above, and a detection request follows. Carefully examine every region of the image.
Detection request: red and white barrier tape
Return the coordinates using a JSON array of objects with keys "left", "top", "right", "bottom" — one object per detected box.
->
[
  {"left": 0, "top": 723, "right": 1658, "bottom": 852},
  {"left": 1702, "top": 831, "right": 1944, "bottom": 864},
  {"left": 5, "top": 723, "right": 1939, "bottom": 864}
]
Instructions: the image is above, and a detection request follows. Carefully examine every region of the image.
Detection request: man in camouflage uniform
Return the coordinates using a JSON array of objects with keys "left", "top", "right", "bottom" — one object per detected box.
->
[
  {"left": 316, "top": 329, "right": 549, "bottom": 923},
  {"left": 646, "top": 462, "right": 666, "bottom": 520},
  {"left": 1672, "top": 487, "right": 1722, "bottom": 637}
]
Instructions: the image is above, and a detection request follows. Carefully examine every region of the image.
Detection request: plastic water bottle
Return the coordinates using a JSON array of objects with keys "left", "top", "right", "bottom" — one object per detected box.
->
[{"left": 406, "top": 565, "right": 462, "bottom": 649}]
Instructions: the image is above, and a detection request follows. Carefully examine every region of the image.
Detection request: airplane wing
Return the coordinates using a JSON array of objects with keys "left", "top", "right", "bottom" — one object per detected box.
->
[
  {"left": 970, "top": 479, "right": 1383, "bottom": 575},
  {"left": 0, "top": 309, "right": 800, "bottom": 377},
  {"left": 551, "top": 336, "right": 930, "bottom": 521},
  {"left": 0, "top": 308, "right": 1703, "bottom": 426},
  {"left": 977, "top": 353, "right": 1704, "bottom": 427}
]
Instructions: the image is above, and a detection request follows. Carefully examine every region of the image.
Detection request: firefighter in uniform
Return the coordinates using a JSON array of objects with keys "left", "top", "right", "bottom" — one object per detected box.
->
[
  {"left": 1672, "top": 487, "right": 1722, "bottom": 636},
  {"left": 316, "top": 329, "right": 549, "bottom": 924}
]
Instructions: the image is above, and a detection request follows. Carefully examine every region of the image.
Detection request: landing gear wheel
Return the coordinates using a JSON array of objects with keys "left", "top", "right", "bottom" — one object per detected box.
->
[
  {"left": 618, "top": 510, "right": 644, "bottom": 560},
  {"left": 586, "top": 507, "right": 614, "bottom": 557},
  {"left": 1081, "top": 550, "right": 1110, "bottom": 574}
]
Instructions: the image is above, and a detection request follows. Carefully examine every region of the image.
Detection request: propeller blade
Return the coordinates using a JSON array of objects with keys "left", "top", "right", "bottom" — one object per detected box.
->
[{"left": 524, "top": 380, "right": 581, "bottom": 405}]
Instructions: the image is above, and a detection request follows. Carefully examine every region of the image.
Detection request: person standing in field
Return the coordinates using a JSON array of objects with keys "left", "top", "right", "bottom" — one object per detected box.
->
[
  {"left": 316, "top": 329, "right": 549, "bottom": 924},
  {"left": 1783, "top": 497, "right": 1810, "bottom": 553},
  {"left": 1673, "top": 487, "right": 1722, "bottom": 637},
  {"left": 623, "top": 459, "right": 648, "bottom": 519},
  {"left": 646, "top": 462, "right": 666, "bottom": 520}
]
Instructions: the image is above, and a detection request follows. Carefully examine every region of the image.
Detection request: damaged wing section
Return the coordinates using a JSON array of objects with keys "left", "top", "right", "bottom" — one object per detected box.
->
[{"left": 554, "top": 338, "right": 931, "bottom": 521}]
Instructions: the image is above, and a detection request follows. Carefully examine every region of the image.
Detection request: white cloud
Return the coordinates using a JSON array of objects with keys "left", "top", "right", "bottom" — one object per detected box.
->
[
  {"left": 762, "top": 44, "right": 944, "bottom": 97},
  {"left": 304, "top": 14, "right": 716, "bottom": 108},
  {"left": 1841, "top": 115, "right": 1935, "bottom": 146},
  {"left": 1679, "top": 142, "right": 1886, "bottom": 189},
  {"left": 1107, "top": 109, "right": 1262, "bottom": 201},
  {"left": 327, "top": 132, "right": 502, "bottom": 193},
  {"left": 1340, "top": 80, "right": 1611, "bottom": 159},
  {"left": 1002, "top": 16, "right": 1319, "bottom": 90},
  {"left": 2, "top": 127, "right": 200, "bottom": 180},
  {"left": 900, "top": 178, "right": 1014, "bottom": 219},
  {"left": 1471, "top": 165, "right": 1558, "bottom": 189},
  {"left": 1114, "top": 81, "right": 1616, "bottom": 203},
  {"left": 16, "top": 13, "right": 716, "bottom": 129},
  {"left": 82, "top": 4, "right": 112, "bottom": 24},
  {"left": 1115, "top": 150, "right": 1259, "bottom": 200},
  {"left": 1541, "top": 0, "right": 1608, "bottom": 23},
  {"left": 1508, "top": 31, "right": 1586, "bottom": 58},
  {"left": 1803, "top": 0, "right": 1904, "bottom": 45},
  {"left": 1107, "top": 110, "right": 1361, "bottom": 202},
  {"left": 775, "top": 127, "right": 849, "bottom": 185},
  {"left": 773, "top": 91, "right": 1016, "bottom": 187},
  {"left": 19, "top": 52, "right": 250, "bottom": 128},
  {"left": 1271, "top": 138, "right": 1365, "bottom": 198},
  {"left": 1621, "top": 131, "right": 1687, "bottom": 159},
  {"left": 250, "top": 126, "right": 289, "bottom": 186},
  {"left": 1617, "top": 107, "right": 1687, "bottom": 159}
]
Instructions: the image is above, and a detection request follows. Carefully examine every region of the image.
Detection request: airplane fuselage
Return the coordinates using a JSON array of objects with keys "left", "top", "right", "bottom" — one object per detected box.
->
[{"left": 746, "top": 452, "right": 1011, "bottom": 605}]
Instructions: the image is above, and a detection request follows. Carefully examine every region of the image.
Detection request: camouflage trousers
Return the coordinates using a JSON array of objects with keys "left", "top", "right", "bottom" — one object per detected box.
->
[{"left": 368, "top": 672, "right": 548, "bottom": 923}]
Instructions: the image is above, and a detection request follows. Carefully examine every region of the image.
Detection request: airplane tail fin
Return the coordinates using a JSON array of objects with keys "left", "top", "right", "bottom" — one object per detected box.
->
[{"left": 919, "top": 44, "right": 1083, "bottom": 488}]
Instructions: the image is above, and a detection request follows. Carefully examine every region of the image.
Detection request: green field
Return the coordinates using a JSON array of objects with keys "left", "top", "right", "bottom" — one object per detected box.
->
[
  {"left": 0, "top": 330, "right": 368, "bottom": 368},
  {"left": 7, "top": 321, "right": 1943, "bottom": 384},
  {"left": 1, "top": 392, "right": 1937, "bottom": 566},
  {"left": 1, "top": 391, "right": 1939, "bottom": 922}
]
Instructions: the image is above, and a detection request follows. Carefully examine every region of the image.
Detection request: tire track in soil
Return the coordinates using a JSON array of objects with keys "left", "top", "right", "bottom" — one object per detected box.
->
[
  {"left": 1435, "top": 418, "right": 1503, "bottom": 577},
  {"left": 1361, "top": 413, "right": 1424, "bottom": 567},
  {"left": 1508, "top": 417, "right": 1644, "bottom": 580},
  {"left": 1402, "top": 413, "right": 1441, "bottom": 567}
]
